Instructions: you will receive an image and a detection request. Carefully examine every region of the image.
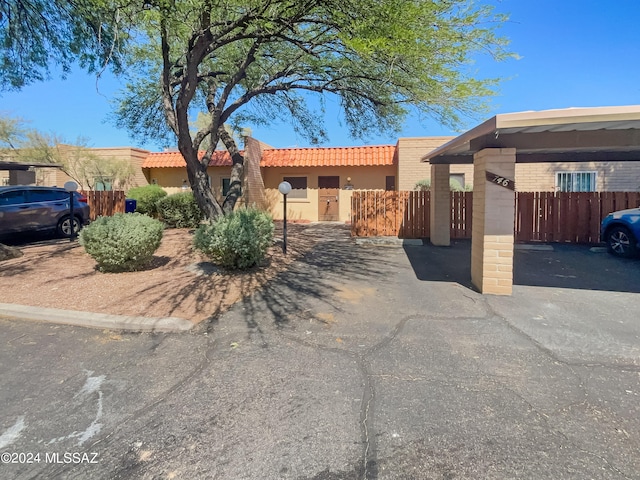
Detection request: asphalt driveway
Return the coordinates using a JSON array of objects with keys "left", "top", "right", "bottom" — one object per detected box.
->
[{"left": 0, "top": 224, "right": 638, "bottom": 479}]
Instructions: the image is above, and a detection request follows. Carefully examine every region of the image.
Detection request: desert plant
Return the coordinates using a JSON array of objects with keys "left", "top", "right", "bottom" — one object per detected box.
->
[
  {"left": 126, "top": 185, "right": 167, "bottom": 217},
  {"left": 156, "top": 191, "right": 203, "bottom": 228},
  {"left": 414, "top": 179, "right": 473, "bottom": 192},
  {"left": 414, "top": 179, "right": 431, "bottom": 191},
  {"left": 79, "top": 213, "right": 164, "bottom": 272},
  {"left": 194, "top": 208, "right": 274, "bottom": 270}
]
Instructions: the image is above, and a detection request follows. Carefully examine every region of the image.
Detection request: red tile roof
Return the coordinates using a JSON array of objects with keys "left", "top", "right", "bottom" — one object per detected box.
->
[
  {"left": 260, "top": 145, "right": 396, "bottom": 167},
  {"left": 141, "top": 150, "right": 232, "bottom": 168},
  {"left": 142, "top": 145, "right": 396, "bottom": 169}
]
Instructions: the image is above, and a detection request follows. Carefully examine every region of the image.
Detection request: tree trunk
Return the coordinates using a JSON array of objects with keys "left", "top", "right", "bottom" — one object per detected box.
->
[
  {"left": 182, "top": 149, "right": 224, "bottom": 222},
  {"left": 220, "top": 127, "right": 244, "bottom": 214}
]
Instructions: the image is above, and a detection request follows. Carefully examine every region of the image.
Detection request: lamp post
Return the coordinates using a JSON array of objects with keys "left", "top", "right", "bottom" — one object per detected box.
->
[
  {"left": 278, "top": 181, "right": 292, "bottom": 254},
  {"left": 64, "top": 181, "right": 79, "bottom": 242}
]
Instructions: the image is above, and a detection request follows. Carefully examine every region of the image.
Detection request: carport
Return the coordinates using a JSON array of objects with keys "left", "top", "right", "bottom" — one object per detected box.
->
[{"left": 422, "top": 105, "right": 640, "bottom": 295}]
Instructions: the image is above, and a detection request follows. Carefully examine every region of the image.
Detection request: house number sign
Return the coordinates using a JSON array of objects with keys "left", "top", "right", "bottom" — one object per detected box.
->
[{"left": 486, "top": 171, "right": 515, "bottom": 191}]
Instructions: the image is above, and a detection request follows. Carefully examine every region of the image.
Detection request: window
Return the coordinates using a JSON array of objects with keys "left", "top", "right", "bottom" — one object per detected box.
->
[
  {"left": 556, "top": 172, "right": 596, "bottom": 192},
  {"left": 222, "top": 178, "right": 231, "bottom": 196},
  {"left": 385, "top": 176, "right": 396, "bottom": 191},
  {"left": 450, "top": 174, "right": 465, "bottom": 191},
  {"left": 283, "top": 176, "right": 307, "bottom": 199},
  {"left": 94, "top": 177, "right": 113, "bottom": 191},
  {"left": 0, "top": 190, "right": 26, "bottom": 206},
  {"left": 29, "top": 189, "right": 67, "bottom": 202}
]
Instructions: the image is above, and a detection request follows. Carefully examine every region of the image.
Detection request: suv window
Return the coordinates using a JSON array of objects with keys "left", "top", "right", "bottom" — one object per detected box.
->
[
  {"left": 0, "top": 190, "right": 27, "bottom": 206},
  {"left": 29, "top": 189, "right": 68, "bottom": 202}
]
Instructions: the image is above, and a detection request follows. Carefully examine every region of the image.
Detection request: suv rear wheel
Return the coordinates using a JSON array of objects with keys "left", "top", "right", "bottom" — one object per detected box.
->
[
  {"left": 57, "top": 215, "right": 81, "bottom": 238},
  {"left": 606, "top": 226, "right": 637, "bottom": 258}
]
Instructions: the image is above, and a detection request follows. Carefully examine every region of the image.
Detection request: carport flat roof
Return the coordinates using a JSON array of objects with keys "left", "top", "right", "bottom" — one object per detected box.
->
[{"left": 422, "top": 105, "right": 640, "bottom": 164}]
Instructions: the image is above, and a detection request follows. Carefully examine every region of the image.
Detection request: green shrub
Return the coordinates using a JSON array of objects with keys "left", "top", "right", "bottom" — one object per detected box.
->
[
  {"left": 414, "top": 179, "right": 473, "bottom": 192},
  {"left": 156, "top": 192, "right": 203, "bottom": 228},
  {"left": 79, "top": 213, "right": 164, "bottom": 272},
  {"left": 414, "top": 179, "right": 430, "bottom": 191},
  {"left": 126, "top": 185, "right": 167, "bottom": 217},
  {"left": 194, "top": 208, "right": 274, "bottom": 270}
]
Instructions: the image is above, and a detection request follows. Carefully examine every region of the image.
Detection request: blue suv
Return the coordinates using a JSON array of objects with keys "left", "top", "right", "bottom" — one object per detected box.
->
[
  {"left": 601, "top": 207, "right": 640, "bottom": 258},
  {"left": 0, "top": 186, "right": 90, "bottom": 238}
]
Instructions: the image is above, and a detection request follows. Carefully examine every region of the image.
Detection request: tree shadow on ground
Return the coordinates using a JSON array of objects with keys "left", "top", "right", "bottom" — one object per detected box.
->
[{"left": 223, "top": 224, "right": 400, "bottom": 341}]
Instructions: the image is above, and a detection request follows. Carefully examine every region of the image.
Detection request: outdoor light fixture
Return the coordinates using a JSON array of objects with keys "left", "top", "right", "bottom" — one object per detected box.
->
[
  {"left": 278, "top": 181, "right": 292, "bottom": 254},
  {"left": 64, "top": 181, "right": 79, "bottom": 242}
]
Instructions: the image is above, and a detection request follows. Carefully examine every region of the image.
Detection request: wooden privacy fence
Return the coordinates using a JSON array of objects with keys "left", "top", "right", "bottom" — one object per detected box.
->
[
  {"left": 351, "top": 191, "right": 640, "bottom": 243},
  {"left": 516, "top": 191, "right": 640, "bottom": 243},
  {"left": 83, "top": 191, "right": 126, "bottom": 221},
  {"left": 351, "top": 191, "right": 473, "bottom": 239}
]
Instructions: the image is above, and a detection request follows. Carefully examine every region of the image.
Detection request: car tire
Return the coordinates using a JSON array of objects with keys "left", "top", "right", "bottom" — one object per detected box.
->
[
  {"left": 606, "top": 226, "right": 638, "bottom": 258},
  {"left": 57, "top": 215, "right": 81, "bottom": 238}
]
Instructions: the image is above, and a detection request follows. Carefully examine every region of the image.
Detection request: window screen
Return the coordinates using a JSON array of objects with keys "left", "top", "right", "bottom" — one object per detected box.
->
[
  {"left": 283, "top": 176, "right": 307, "bottom": 199},
  {"left": 556, "top": 172, "right": 596, "bottom": 192}
]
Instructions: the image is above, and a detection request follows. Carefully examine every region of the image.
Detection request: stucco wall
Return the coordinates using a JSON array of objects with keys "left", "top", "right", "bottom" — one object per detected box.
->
[
  {"left": 145, "top": 166, "right": 241, "bottom": 199},
  {"left": 262, "top": 165, "right": 396, "bottom": 222}
]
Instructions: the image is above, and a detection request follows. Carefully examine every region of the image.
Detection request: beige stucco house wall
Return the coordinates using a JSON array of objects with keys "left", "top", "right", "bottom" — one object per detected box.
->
[
  {"left": 145, "top": 165, "right": 241, "bottom": 200},
  {"left": 262, "top": 165, "right": 396, "bottom": 222}
]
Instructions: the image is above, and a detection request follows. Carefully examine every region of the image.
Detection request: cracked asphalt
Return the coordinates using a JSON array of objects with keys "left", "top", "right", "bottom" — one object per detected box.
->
[{"left": 1, "top": 224, "right": 639, "bottom": 479}]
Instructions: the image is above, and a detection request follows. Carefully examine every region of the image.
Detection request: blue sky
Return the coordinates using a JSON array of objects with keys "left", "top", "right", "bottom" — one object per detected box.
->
[{"left": 1, "top": 0, "right": 639, "bottom": 151}]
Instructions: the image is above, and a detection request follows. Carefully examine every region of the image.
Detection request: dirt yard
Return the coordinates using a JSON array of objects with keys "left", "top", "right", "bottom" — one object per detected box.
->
[{"left": 0, "top": 223, "right": 324, "bottom": 324}]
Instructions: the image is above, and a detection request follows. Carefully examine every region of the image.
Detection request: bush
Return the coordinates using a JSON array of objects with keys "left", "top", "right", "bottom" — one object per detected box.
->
[
  {"left": 79, "top": 213, "right": 164, "bottom": 272},
  {"left": 194, "top": 208, "right": 274, "bottom": 270},
  {"left": 414, "top": 179, "right": 430, "bottom": 191},
  {"left": 126, "top": 185, "right": 167, "bottom": 217},
  {"left": 414, "top": 178, "right": 473, "bottom": 192},
  {"left": 156, "top": 192, "right": 203, "bottom": 228}
]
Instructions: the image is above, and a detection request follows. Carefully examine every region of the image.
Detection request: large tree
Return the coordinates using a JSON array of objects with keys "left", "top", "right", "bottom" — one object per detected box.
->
[
  {"left": 113, "top": 0, "right": 510, "bottom": 221},
  {"left": 0, "top": 0, "right": 126, "bottom": 89}
]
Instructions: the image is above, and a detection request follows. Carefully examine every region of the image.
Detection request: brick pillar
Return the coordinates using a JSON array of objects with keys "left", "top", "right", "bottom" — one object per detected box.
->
[
  {"left": 471, "top": 148, "right": 516, "bottom": 295},
  {"left": 429, "top": 163, "right": 451, "bottom": 246}
]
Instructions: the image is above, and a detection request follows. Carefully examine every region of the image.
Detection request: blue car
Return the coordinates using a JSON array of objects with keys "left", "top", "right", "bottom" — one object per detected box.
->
[{"left": 601, "top": 207, "right": 640, "bottom": 258}]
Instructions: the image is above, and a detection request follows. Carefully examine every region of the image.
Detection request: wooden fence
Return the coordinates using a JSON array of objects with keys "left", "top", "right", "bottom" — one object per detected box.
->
[
  {"left": 351, "top": 191, "right": 640, "bottom": 243},
  {"left": 83, "top": 190, "right": 126, "bottom": 221}
]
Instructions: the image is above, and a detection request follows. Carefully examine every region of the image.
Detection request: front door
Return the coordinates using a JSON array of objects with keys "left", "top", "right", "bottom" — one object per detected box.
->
[{"left": 318, "top": 176, "right": 340, "bottom": 221}]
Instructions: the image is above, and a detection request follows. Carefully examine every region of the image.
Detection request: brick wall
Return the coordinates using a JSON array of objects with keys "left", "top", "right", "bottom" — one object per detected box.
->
[
  {"left": 396, "top": 136, "right": 475, "bottom": 190},
  {"left": 515, "top": 161, "right": 640, "bottom": 191}
]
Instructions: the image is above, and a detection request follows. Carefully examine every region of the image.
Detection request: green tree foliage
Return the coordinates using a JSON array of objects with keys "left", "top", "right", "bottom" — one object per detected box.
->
[
  {"left": 113, "top": 0, "right": 511, "bottom": 221},
  {"left": 0, "top": 0, "right": 126, "bottom": 89}
]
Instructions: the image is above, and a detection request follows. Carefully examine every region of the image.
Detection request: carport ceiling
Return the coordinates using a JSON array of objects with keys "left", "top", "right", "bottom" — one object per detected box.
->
[
  {"left": 0, "top": 162, "right": 63, "bottom": 170},
  {"left": 423, "top": 105, "right": 640, "bottom": 164}
]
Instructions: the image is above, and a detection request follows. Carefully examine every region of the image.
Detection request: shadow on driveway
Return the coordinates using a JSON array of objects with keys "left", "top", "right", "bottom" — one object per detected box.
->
[{"left": 403, "top": 239, "right": 640, "bottom": 294}]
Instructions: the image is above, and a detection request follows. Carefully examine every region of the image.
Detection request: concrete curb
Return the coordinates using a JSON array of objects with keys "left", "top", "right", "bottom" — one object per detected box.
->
[
  {"left": 355, "top": 237, "right": 423, "bottom": 247},
  {"left": 514, "top": 244, "right": 554, "bottom": 251},
  {"left": 0, "top": 303, "right": 193, "bottom": 333}
]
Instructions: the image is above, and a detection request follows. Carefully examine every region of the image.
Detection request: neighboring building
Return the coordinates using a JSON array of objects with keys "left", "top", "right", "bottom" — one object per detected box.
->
[{"left": 1, "top": 146, "right": 150, "bottom": 191}]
